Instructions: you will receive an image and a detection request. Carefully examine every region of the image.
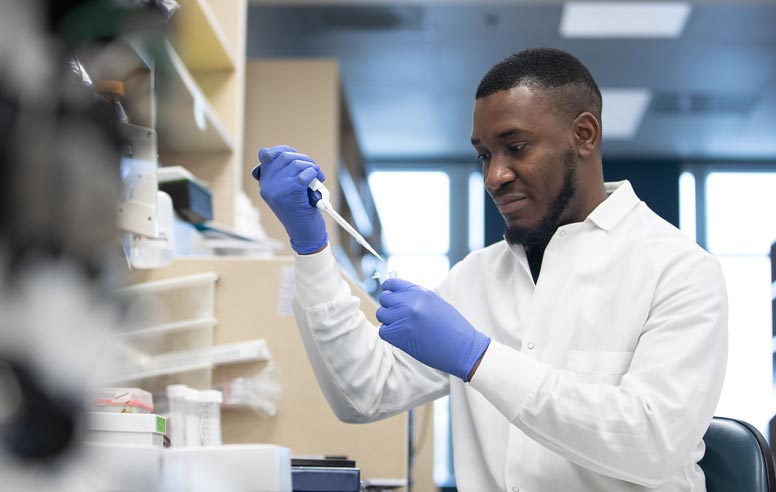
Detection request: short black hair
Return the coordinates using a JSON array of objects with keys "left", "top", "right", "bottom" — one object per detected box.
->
[{"left": 476, "top": 48, "right": 602, "bottom": 124}]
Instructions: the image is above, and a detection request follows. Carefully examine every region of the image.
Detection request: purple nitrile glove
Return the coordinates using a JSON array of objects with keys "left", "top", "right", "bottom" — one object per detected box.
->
[
  {"left": 257, "top": 145, "right": 328, "bottom": 254},
  {"left": 376, "top": 278, "right": 491, "bottom": 381}
]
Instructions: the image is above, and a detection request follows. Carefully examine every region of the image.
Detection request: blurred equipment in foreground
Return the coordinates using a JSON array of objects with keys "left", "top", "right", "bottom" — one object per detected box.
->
[{"left": 0, "top": 1, "right": 174, "bottom": 490}]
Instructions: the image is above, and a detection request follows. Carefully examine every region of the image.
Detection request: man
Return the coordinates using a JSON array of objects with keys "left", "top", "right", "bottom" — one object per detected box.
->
[{"left": 256, "top": 48, "right": 728, "bottom": 491}]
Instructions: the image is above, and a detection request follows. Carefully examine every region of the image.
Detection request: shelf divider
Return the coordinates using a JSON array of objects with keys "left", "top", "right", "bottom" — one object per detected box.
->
[
  {"left": 169, "top": 0, "right": 236, "bottom": 72},
  {"left": 156, "top": 41, "right": 235, "bottom": 154}
]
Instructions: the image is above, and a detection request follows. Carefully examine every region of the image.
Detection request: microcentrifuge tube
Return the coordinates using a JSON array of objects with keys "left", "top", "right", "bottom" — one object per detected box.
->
[{"left": 371, "top": 270, "right": 399, "bottom": 283}]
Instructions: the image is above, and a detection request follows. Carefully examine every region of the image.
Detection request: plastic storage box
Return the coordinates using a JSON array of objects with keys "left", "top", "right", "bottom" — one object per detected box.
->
[
  {"left": 161, "top": 444, "right": 292, "bottom": 492},
  {"left": 116, "top": 318, "right": 218, "bottom": 379},
  {"left": 93, "top": 387, "right": 154, "bottom": 414},
  {"left": 114, "top": 272, "right": 219, "bottom": 400},
  {"left": 86, "top": 412, "right": 167, "bottom": 447},
  {"left": 81, "top": 442, "right": 161, "bottom": 492},
  {"left": 118, "top": 272, "right": 218, "bottom": 326}
]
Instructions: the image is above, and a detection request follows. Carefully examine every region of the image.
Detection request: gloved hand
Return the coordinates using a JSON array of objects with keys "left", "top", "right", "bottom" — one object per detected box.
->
[
  {"left": 257, "top": 145, "right": 328, "bottom": 254},
  {"left": 377, "top": 278, "right": 491, "bottom": 381}
]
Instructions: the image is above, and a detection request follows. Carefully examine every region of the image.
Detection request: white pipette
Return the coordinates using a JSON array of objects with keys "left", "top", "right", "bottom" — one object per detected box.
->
[
  {"left": 252, "top": 164, "right": 384, "bottom": 262},
  {"left": 307, "top": 178, "right": 385, "bottom": 262}
]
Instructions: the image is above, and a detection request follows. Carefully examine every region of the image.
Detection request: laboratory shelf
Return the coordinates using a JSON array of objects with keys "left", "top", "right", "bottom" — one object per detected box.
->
[
  {"left": 210, "top": 339, "right": 271, "bottom": 366},
  {"left": 169, "top": 0, "right": 236, "bottom": 72},
  {"left": 114, "top": 353, "right": 214, "bottom": 382},
  {"left": 119, "top": 271, "right": 218, "bottom": 294},
  {"left": 118, "top": 271, "right": 218, "bottom": 327},
  {"left": 113, "top": 339, "right": 270, "bottom": 382},
  {"left": 118, "top": 317, "right": 219, "bottom": 338},
  {"left": 156, "top": 41, "right": 235, "bottom": 154}
]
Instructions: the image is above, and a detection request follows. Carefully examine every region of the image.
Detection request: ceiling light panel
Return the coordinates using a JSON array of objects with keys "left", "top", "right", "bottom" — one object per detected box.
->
[
  {"left": 600, "top": 88, "right": 652, "bottom": 140},
  {"left": 560, "top": 2, "right": 692, "bottom": 38}
]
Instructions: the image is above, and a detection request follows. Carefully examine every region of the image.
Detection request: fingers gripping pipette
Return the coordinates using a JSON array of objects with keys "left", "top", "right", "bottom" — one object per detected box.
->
[{"left": 252, "top": 164, "right": 385, "bottom": 262}]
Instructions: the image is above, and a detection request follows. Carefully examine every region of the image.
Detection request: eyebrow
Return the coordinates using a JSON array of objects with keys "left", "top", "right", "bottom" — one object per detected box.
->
[{"left": 470, "top": 128, "right": 525, "bottom": 146}]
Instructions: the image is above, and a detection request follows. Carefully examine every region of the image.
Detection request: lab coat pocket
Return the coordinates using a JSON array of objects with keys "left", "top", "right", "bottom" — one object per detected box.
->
[{"left": 564, "top": 351, "right": 634, "bottom": 385}]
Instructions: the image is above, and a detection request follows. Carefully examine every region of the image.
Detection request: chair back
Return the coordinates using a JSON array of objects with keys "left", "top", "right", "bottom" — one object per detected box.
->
[{"left": 699, "top": 417, "right": 776, "bottom": 492}]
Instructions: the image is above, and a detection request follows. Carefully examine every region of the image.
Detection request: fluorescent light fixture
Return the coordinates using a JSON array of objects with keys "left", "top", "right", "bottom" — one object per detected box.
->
[
  {"left": 600, "top": 88, "right": 652, "bottom": 140},
  {"left": 560, "top": 2, "right": 692, "bottom": 38}
]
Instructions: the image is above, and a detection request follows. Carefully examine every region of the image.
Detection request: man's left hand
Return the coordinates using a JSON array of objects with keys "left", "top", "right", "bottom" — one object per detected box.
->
[{"left": 377, "top": 278, "right": 491, "bottom": 381}]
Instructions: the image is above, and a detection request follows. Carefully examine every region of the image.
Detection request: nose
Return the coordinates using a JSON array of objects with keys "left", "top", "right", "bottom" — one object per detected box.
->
[{"left": 483, "top": 155, "right": 517, "bottom": 192}]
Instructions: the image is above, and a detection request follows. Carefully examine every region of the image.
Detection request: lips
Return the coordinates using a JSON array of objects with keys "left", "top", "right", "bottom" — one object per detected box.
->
[{"left": 494, "top": 192, "right": 529, "bottom": 215}]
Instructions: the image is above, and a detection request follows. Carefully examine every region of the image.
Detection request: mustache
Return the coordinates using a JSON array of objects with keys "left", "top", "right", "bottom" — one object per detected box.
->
[{"left": 491, "top": 186, "right": 528, "bottom": 200}]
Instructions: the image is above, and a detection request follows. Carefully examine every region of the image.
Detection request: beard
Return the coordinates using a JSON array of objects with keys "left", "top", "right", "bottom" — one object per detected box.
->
[{"left": 504, "top": 147, "right": 578, "bottom": 247}]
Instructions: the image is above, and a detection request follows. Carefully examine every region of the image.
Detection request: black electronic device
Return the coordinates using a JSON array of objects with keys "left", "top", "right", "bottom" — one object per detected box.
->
[
  {"left": 159, "top": 178, "right": 213, "bottom": 224},
  {"left": 291, "top": 456, "right": 360, "bottom": 492},
  {"left": 291, "top": 457, "right": 356, "bottom": 468}
]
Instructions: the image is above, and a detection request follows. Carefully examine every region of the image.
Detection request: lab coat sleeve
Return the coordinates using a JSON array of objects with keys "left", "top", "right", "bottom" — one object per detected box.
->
[
  {"left": 291, "top": 247, "right": 450, "bottom": 424},
  {"left": 469, "top": 251, "right": 728, "bottom": 487}
]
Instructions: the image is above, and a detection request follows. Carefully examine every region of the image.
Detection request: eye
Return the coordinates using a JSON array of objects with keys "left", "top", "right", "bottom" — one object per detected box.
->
[
  {"left": 476, "top": 152, "right": 490, "bottom": 165},
  {"left": 507, "top": 143, "right": 527, "bottom": 154}
]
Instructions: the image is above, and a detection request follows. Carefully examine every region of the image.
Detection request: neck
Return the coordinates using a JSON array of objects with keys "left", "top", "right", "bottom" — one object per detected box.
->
[
  {"left": 525, "top": 239, "right": 550, "bottom": 284},
  {"left": 571, "top": 161, "right": 607, "bottom": 223}
]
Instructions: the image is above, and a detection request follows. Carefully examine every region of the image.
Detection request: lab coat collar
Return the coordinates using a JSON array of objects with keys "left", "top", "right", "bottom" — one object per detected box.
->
[
  {"left": 586, "top": 180, "right": 641, "bottom": 232},
  {"left": 504, "top": 180, "right": 640, "bottom": 259}
]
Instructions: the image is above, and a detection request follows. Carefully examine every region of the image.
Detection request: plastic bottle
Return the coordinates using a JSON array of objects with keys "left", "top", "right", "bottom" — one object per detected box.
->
[
  {"left": 95, "top": 80, "right": 130, "bottom": 124},
  {"left": 198, "top": 390, "right": 223, "bottom": 446},
  {"left": 166, "top": 384, "right": 189, "bottom": 447},
  {"left": 184, "top": 388, "right": 202, "bottom": 447}
]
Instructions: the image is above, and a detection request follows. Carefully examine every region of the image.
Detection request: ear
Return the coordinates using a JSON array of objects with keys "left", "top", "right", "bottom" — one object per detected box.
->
[{"left": 572, "top": 112, "right": 600, "bottom": 158}]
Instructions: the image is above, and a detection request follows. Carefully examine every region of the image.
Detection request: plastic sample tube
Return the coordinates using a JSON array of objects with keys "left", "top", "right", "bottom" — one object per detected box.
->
[
  {"left": 198, "top": 390, "right": 223, "bottom": 446},
  {"left": 372, "top": 270, "right": 399, "bottom": 284},
  {"left": 166, "top": 384, "right": 189, "bottom": 447},
  {"left": 184, "top": 388, "right": 202, "bottom": 447}
]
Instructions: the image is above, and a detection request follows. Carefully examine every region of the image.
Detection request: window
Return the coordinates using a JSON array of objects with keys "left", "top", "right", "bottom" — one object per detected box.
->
[
  {"left": 369, "top": 165, "right": 479, "bottom": 487},
  {"left": 468, "top": 171, "right": 484, "bottom": 252},
  {"left": 368, "top": 170, "right": 450, "bottom": 288},
  {"left": 681, "top": 167, "right": 776, "bottom": 436}
]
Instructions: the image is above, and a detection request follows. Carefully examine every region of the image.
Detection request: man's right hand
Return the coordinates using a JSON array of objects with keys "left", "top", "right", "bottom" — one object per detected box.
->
[{"left": 257, "top": 145, "right": 328, "bottom": 254}]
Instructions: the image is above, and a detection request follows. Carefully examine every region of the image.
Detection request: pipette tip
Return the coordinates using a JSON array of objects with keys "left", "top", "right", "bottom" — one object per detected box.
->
[{"left": 364, "top": 243, "right": 385, "bottom": 263}]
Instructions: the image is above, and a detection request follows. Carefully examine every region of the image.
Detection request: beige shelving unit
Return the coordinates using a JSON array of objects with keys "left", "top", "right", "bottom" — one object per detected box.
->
[
  {"left": 132, "top": 257, "right": 408, "bottom": 484},
  {"left": 116, "top": 5, "right": 407, "bottom": 487},
  {"left": 157, "top": 0, "right": 247, "bottom": 227},
  {"left": 168, "top": 0, "right": 236, "bottom": 72},
  {"left": 156, "top": 41, "right": 235, "bottom": 154},
  {"left": 88, "top": 1, "right": 247, "bottom": 227}
]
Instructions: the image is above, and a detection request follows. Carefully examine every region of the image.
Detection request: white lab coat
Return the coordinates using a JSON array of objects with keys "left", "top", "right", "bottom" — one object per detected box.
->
[{"left": 292, "top": 181, "right": 728, "bottom": 492}]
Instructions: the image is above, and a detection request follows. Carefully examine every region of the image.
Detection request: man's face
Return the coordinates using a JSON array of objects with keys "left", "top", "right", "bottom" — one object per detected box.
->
[{"left": 471, "top": 86, "right": 580, "bottom": 246}]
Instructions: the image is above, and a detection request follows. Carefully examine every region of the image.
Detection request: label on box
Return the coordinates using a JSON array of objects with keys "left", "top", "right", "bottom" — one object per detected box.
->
[{"left": 156, "top": 415, "right": 166, "bottom": 434}]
